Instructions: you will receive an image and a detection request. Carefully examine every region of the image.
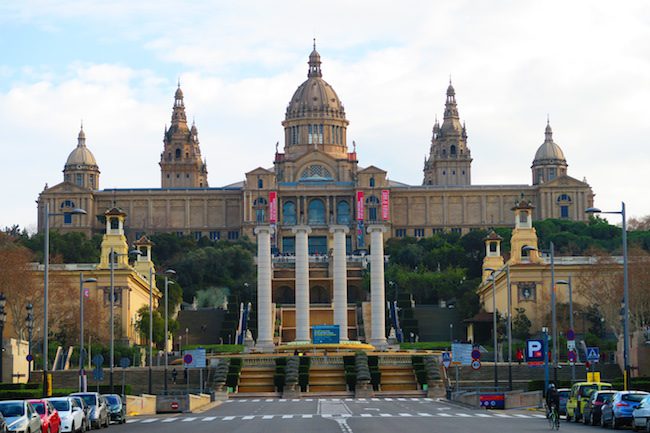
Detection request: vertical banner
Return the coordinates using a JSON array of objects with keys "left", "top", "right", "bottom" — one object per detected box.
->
[
  {"left": 381, "top": 189, "right": 390, "bottom": 221},
  {"left": 268, "top": 191, "right": 277, "bottom": 223},
  {"left": 356, "top": 191, "right": 365, "bottom": 221}
]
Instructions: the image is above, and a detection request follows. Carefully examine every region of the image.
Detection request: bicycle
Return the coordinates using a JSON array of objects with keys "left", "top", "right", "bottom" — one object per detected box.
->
[{"left": 547, "top": 405, "right": 560, "bottom": 430}]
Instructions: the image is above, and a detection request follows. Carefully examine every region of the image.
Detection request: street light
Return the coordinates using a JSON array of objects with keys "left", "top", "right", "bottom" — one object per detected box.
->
[
  {"left": 78, "top": 273, "right": 97, "bottom": 392},
  {"left": 586, "top": 203, "right": 630, "bottom": 390},
  {"left": 0, "top": 293, "right": 6, "bottom": 382},
  {"left": 108, "top": 247, "right": 141, "bottom": 393},
  {"left": 42, "top": 203, "right": 86, "bottom": 396},
  {"left": 147, "top": 267, "right": 154, "bottom": 395},
  {"left": 484, "top": 268, "right": 499, "bottom": 390},
  {"left": 556, "top": 277, "right": 575, "bottom": 383},
  {"left": 523, "top": 242, "right": 558, "bottom": 384},
  {"left": 163, "top": 269, "right": 176, "bottom": 393},
  {"left": 25, "top": 304, "right": 34, "bottom": 382}
]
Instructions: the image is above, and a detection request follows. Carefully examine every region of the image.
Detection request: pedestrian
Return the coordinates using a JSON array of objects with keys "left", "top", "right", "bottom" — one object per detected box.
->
[
  {"left": 171, "top": 368, "right": 178, "bottom": 384},
  {"left": 516, "top": 348, "right": 524, "bottom": 364}
]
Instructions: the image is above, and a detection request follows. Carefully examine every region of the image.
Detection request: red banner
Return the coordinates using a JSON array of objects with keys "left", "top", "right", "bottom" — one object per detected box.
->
[
  {"left": 269, "top": 191, "right": 277, "bottom": 223},
  {"left": 356, "top": 191, "right": 364, "bottom": 221},
  {"left": 381, "top": 189, "right": 390, "bottom": 220}
]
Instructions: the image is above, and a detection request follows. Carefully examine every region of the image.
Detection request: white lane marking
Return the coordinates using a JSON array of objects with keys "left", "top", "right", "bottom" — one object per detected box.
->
[
  {"left": 305, "top": 399, "right": 313, "bottom": 402},
  {"left": 371, "top": 398, "right": 380, "bottom": 401},
  {"left": 418, "top": 413, "right": 433, "bottom": 417},
  {"left": 475, "top": 413, "right": 493, "bottom": 418},
  {"left": 282, "top": 415, "right": 293, "bottom": 419},
  {"left": 399, "top": 413, "right": 413, "bottom": 417},
  {"left": 533, "top": 414, "right": 546, "bottom": 418},
  {"left": 384, "top": 398, "right": 393, "bottom": 401},
  {"left": 456, "top": 413, "right": 472, "bottom": 417},
  {"left": 126, "top": 419, "right": 137, "bottom": 424},
  {"left": 252, "top": 399, "right": 260, "bottom": 402},
  {"left": 397, "top": 398, "right": 408, "bottom": 401},
  {"left": 223, "top": 400, "right": 234, "bottom": 403},
  {"left": 358, "top": 398, "right": 367, "bottom": 401},
  {"left": 262, "top": 415, "right": 273, "bottom": 420},
  {"left": 239, "top": 399, "right": 248, "bottom": 402},
  {"left": 424, "top": 398, "right": 433, "bottom": 401},
  {"left": 438, "top": 413, "right": 452, "bottom": 417},
  {"left": 141, "top": 418, "right": 158, "bottom": 423},
  {"left": 410, "top": 398, "right": 420, "bottom": 401},
  {"left": 514, "top": 414, "right": 532, "bottom": 418},
  {"left": 322, "top": 414, "right": 332, "bottom": 418},
  {"left": 361, "top": 414, "right": 372, "bottom": 417},
  {"left": 182, "top": 417, "right": 197, "bottom": 422},
  {"left": 279, "top": 399, "right": 287, "bottom": 402},
  {"left": 302, "top": 415, "right": 313, "bottom": 418},
  {"left": 345, "top": 399, "right": 354, "bottom": 401},
  {"left": 341, "top": 414, "right": 351, "bottom": 418},
  {"left": 379, "top": 413, "right": 392, "bottom": 417},
  {"left": 292, "top": 399, "right": 300, "bottom": 402},
  {"left": 222, "top": 416, "right": 235, "bottom": 421},
  {"left": 242, "top": 416, "right": 254, "bottom": 420},
  {"left": 162, "top": 417, "right": 179, "bottom": 422},
  {"left": 201, "top": 417, "right": 216, "bottom": 421},
  {"left": 265, "top": 399, "right": 274, "bottom": 402},
  {"left": 493, "top": 414, "right": 512, "bottom": 418}
]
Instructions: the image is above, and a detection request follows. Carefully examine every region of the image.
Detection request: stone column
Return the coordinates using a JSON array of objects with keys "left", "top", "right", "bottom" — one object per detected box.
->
[
  {"left": 330, "top": 225, "right": 349, "bottom": 341},
  {"left": 367, "top": 225, "right": 387, "bottom": 349},
  {"left": 255, "top": 225, "right": 274, "bottom": 352},
  {"left": 293, "top": 225, "right": 312, "bottom": 342}
]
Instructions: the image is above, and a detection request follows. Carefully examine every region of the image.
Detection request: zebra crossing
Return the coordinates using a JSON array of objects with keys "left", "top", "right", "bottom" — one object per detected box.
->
[
  {"left": 126, "top": 412, "right": 546, "bottom": 424},
  {"left": 225, "top": 397, "right": 435, "bottom": 403}
]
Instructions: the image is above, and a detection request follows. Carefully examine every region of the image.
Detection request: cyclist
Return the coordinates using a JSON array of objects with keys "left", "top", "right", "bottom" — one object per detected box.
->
[{"left": 546, "top": 383, "right": 560, "bottom": 419}]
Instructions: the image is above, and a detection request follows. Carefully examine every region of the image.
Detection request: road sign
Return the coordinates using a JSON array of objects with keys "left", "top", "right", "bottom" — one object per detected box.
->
[
  {"left": 170, "top": 401, "right": 179, "bottom": 410},
  {"left": 471, "top": 349, "right": 481, "bottom": 360},
  {"left": 471, "top": 360, "right": 481, "bottom": 370},
  {"left": 119, "top": 357, "right": 130, "bottom": 368},
  {"left": 26, "top": 354, "right": 33, "bottom": 362},
  {"left": 92, "top": 368, "right": 103, "bottom": 381},
  {"left": 183, "top": 349, "right": 207, "bottom": 368},
  {"left": 586, "top": 347, "right": 600, "bottom": 362},
  {"left": 567, "top": 329, "right": 575, "bottom": 340},
  {"left": 183, "top": 353, "right": 193, "bottom": 364},
  {"left": 92, "top": 354, "right": 104, "bottom": 367},
  {"left": 567, "top": 340, "right": 576, "bottom": 351},
  {"left": 526, "top": 339, "right": 545, "bottom": 364},
  {"left": 441, "top": 352, "right": 451, "bottom": 369},
  {"left": 451, "top": 343, "right": 473, "bottom": 366},
  {"left": 568, "top": 350, "right": 577, "bottom": 363}
]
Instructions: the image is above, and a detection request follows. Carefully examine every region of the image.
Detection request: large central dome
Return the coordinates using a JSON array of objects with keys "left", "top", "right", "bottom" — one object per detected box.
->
[{"left": 285, "top": 46, "right": 346, "bottom": 120}]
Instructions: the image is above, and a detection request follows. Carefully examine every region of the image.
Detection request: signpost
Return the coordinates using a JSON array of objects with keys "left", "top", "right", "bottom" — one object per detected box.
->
[
  {"left": 183, "top": 349, "right": 207, "bottom": 393},
  {"left": 568, "top": 350, "right": 577, "bottom": 364},
  {"left": 451, "top": 343, "right": 473, "bottom": 366},
  {"left": 525, "top": 339, "right": 545, "bottom": 365},
  {"left": 471, "top": 360, "right": 481, "bottom": 370},
  {"left": 441, "top": 352, "right": 451, "bottom": 369},
  {"left": 586, "top": 347, "right": 600, "bottom": 363}
]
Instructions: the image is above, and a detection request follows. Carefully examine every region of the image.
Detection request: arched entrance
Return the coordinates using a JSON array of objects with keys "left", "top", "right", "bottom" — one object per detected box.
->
[
  {"left": 273, "top": 285, "right": 294, "bottom": 304},
  {"left": 310, "top": 285, "right": 330, "bottom": 304}
]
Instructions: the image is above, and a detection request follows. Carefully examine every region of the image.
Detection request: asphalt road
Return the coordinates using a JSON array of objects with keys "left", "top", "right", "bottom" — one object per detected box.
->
[{"left": 107, "top": 398, "right": 600, "bottom": 433}]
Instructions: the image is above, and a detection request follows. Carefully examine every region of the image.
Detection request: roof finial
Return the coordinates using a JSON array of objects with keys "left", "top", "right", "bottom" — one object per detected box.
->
[
  {"left": 177, "top": 77, "right": 181, "bottom": 88},
  {"left": 313, "top": 38, "right": 316, "bottom": 51},
  {"left": 547, "top": 113, "right": 550, "bottom": 125}
]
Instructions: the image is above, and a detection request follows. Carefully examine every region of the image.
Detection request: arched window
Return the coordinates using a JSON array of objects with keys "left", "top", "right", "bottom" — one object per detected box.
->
[
  {"left": 175, "top": 148, "right": 181, "bottom": 159},
  {"left": 369, "top": 177, "right": 375, "bottom": 188},
  {"left": 254, "top": 197, "right": 267, "bottom": 223},
  {"left": 366, "top": 195, "right": 380, "bottom": 222},
  {"left": 300, "top": 164, "right": 332, "bottom": 180},
  {"left": 308, "top": 199, "right": 326, "bottom": 225},
  {"left": 337, "top": 201, "right": 351, "bottom": 225},
  {"left": 450, "top": 145, "right": 457, "bottom": 155},
  {"left": 257, "top": 179, "right": 263, "bottom": 189},
  {"left": 556, "top": 194, "right": 572, "bottom": 202},
  {"left": 283, "top": 201, "right": 297, "bottom": 225}
]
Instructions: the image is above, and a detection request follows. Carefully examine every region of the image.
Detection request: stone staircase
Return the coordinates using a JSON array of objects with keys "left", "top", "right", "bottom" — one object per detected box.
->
[
  {"left": 379, "top": 365, "right": 418, "bottom": 391},
  {"left": 308, "top": 366, "right": 347, "bottom": 393},
  {"left": 237, "top": 367, "right": 276, "bottom": 393}
]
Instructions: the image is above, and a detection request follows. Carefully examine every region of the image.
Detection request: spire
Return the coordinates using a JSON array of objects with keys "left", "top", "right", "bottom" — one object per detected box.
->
[
  {"left": 545, "top": 116, "right": 553, "bottom": 142},
  {"left": 444, "top": 78, "right": 459, "bottom": 119},
  {"left": 77, "top": 122, "right": 86, "bottom": 147},
  {"left": 171, "top": 83, "right": 188, "bottom": 129},
  {"left": 308, "top": 39, "right": 322, "bottom": 78}
]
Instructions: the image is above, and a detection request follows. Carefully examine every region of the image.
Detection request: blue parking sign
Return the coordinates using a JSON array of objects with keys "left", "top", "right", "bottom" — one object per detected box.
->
[{"left": 526, "top": 339, "right": 545, "bottom": 364}]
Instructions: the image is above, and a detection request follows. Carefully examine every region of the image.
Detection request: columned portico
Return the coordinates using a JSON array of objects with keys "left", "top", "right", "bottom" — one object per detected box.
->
[
  {"left": 293, "top": 225, "right": 312, "bottom": 342},
  {"left": 254, "top": 225, "right": 274, "bottom": 352},
  {"left": 368, "top": 225, "right": 388, "bottom": 349},
  {"left": 330, "top": 225, "right": 349, "bottom": 341}
]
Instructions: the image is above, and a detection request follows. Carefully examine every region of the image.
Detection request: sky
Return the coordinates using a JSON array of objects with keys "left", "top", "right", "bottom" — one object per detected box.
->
[{"left": 1, "top": 0, "right": 649, "bottom": 231}]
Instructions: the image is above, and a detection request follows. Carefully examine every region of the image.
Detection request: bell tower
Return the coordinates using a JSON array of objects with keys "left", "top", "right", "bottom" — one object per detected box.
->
[
  {"left": 99, "top": 207, "right": 130, "bottom": 269},
  {"left": 509, "top": 199, "right": 542, "bottom": 264}
]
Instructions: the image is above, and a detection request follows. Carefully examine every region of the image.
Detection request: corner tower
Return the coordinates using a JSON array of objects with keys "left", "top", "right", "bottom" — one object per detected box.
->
[
  {"left": 63, "top": 125, "right": 100, "bottom": 189},
  {"left": 423, "top": 82, "right": 472, "bottom": 186},
  {"left": 159, "top": 84, "right": 209, "bottom": 188}
]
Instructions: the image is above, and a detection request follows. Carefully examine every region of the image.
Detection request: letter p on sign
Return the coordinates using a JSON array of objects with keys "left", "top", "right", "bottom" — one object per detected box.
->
[{"left": 526, "top": 339, "right": 544, "bottom": 363}]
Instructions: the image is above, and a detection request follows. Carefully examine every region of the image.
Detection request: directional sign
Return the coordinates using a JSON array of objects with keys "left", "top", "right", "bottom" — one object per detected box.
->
[
  {"left": 92, "top": 354, "right": 104, "bottom": 367},
  {"left": 441, "top": 352, "right": 451, "bottom": 369},
  {"left": 451, "top": 343, "right": 473, "bottom": 366},
  {"left": 183, "top": 349, "right": 207, "bottom": 368},
  {"left": 586, "top": 347, "right": 600, "bottom": 362},
  {"left": 471, "top": 360, "right": 481, "bottom": 370},
  {"left": 526, "top": 339, "right": 545, "bottom": 364}
]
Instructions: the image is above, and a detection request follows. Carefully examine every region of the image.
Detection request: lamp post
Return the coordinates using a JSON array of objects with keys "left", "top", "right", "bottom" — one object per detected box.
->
[
  {"left": 25, "top": 304, "right": 34, "bottom": 382},
  {"left": 78, "top": 273, "right": 97, "bottom": 392},
  {"left": 523, "top": 242, "right": 557, "bottom": 384},
  {"left": 163, "top": 269, "right": 176, "bottom": 393},
  {"left": 42, "top": 202, "right": 87, "bottom": 396},
  {"left": 556, "top": 277, "right": 575, "bottom": 383},
  {"left": 0, "top": 293, "right": 6, "bottom": 383},
  {"left": 586, "top": 202, "right": 629, "bottom": 390},
  {"left": 485, "top": 270, "right": 498, "bottom": 390},
  {"left": 148, "top": 267, "right": 154, "bottom": 395},
  {"left": 485, "top": 265, "right": 513, "bottom": 390}
]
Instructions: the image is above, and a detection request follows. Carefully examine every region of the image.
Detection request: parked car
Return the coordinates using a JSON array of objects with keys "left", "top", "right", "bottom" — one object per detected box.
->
[
  {"left": 28, "top": 400, "right": 60, "bottom": 433},
  {"left": 0, "top": 400, "right": 43, "bottom": 433},
  {"left": 558, "top": 388, "right": 570, "bottom": 416},
  {"left": 66, "top": 398, "right": 89, "bottom": 432},
  {"left": 600, "top": 390, "right": 649, "bottom": 429},
  {"left": 68, "top": 394, "right": 108, "bottom": 430},
  {"left": 100, "top": 395, "right": 125, "bottom": 425},
  {"left": 565, "top": 381, "right": 613, "bottom": 422},
  {"left": 48, "top": 398, "right": 86, "bottom": 433},
  {"left": 581, "top": 390, "right": 615, "bottom": 425},
  {"left": 632, "top": 394, "right": 650, "bottom": 432},
  {"left": 0, "top": 412, "right": 8, "bottom": 433}
]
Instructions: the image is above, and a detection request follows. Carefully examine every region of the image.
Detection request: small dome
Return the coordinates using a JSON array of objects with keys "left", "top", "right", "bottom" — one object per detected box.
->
[
  {"left": 65, "top": 145, "right": 97, "bottom": 167},
  {"left": 533, "top": 122, "right": 566, "bottom": 163},
  {"left": 175, "top": 86, "right": 183, "bottom": 100}
]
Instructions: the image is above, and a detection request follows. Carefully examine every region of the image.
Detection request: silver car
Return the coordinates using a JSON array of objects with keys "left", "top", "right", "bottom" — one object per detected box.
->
[
  {"left": 0, "top": 400, "right": 42, "bottom": 433},
  {"left": 69, "top": 393, "right": 109, "bottom": 429},
  {"left": 633, "top": 394, "right": 650, "bottom": 432}
]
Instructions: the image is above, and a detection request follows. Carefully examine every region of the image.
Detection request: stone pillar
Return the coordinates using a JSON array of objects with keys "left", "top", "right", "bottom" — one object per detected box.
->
[
  {"left": 330, "top": 225, "right": 349, "bottom": 341},
  {"left": 255, "top": 225, "right": 275, "bottom": 352},
  {"left": 293, "top": 225, "right": 312, "bottom": 342},
  {"left": 367, "top": 225, "right": 387, "bottom": 349}
]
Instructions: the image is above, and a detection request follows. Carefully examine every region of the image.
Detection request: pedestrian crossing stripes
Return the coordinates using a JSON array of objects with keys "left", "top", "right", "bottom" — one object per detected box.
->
[
  {"left": 226, "top": 398, "right": 435, "bottom": 403},
  {"left": 125, "top": 412, "right": 545, "bottom": 424}
]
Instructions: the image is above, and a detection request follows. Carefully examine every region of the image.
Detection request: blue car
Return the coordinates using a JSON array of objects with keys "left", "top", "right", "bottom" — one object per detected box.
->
[{"left": 600, "top": 390, "right": 649, "bottom": 428}]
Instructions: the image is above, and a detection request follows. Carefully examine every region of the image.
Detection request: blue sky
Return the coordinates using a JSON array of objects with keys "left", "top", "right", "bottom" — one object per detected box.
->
[{"left": 1, "top": 0, "right": 649, "bottom": 230}]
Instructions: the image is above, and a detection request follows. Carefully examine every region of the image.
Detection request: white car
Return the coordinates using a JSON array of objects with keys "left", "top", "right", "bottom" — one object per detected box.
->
[
  {"left": 632, "top": 394, "right": 650, "bottom": 432},
  {"left": 0, "top": 400, "right": 42, "bottom": 433},
  {"left": 49, "top": 397, "right": 86, "bottom": 433}
]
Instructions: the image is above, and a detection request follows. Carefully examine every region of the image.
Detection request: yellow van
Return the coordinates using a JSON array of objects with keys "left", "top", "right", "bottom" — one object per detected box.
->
[{"left": 566, "top": 381, "right": 613, "bottom": 422}]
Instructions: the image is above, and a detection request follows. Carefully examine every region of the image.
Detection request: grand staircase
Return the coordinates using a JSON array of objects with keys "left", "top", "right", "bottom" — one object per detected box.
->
[
  {"left": 308, "top": 366, "right": 347, "bottom": 393},
  {"left": 237, "top": 367, "right": 276, "bottom": 393},
  {"left": 379, "top": 365, "right": 418, "bottom": 391}
]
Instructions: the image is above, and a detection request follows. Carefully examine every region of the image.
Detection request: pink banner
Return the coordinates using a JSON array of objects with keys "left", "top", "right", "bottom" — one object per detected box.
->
[
  {"left": 269, "top": 191, "right": 277, "bottom": 223},
  {"left": 356, "top": 191, "right": 364, "bottom": 221},
  {"left": 381, "top": 189, "right": 390, "bottom": 220}
]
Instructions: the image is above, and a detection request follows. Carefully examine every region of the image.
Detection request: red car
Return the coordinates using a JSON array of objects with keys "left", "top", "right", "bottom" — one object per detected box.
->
[{"left": 28, "top": 399, "right": 61, "bottom": 433}]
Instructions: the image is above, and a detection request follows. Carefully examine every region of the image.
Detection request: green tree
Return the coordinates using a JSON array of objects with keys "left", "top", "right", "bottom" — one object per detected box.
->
[
  {"left": 512, "top": 307, "right": 532, "bottom": 340},
  {"left": 134, "top": 306, "right": 166, "bottom": 349}
]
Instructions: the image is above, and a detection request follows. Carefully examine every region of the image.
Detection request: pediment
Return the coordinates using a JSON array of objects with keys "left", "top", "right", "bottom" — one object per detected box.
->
[
  {"left": 539, "top": 175, "right": 589, "bottom": 188},
  {"left": 245, "top": 167, "right": 274, "bottom": 176},
  {"left": 41, "top": 181, "right": 92, "bottom": 194},
  {"left": 358, "top": 165, "right": 387, "bottom": 174}
]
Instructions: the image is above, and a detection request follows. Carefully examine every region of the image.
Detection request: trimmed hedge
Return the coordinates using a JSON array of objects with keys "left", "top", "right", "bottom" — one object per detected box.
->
[
  {"left": 401, "top": 342, "right": 451, "bottom": 351},
  {"left": 182, "top": 344, "right": 244, "bottom": 354}
]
